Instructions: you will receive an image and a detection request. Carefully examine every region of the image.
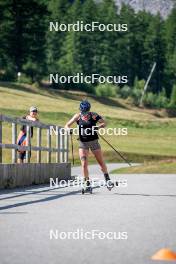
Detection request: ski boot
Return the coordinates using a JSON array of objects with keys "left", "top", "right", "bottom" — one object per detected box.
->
[
  {"left": 82, "top": 179, "right": 92, "bottom": 194},
  {"left": 104, "top": 173, "right": 114, "bottom": 191}
]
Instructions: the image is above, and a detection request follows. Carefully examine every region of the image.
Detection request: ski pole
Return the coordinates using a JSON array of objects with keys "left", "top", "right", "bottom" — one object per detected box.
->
[{"left": 98, "top": 133, "right": 131, "bottom": 167}]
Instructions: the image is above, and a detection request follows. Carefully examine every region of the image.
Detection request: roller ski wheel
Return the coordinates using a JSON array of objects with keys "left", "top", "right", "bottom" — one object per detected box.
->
[
  {"left": 104, "top": 174, "right": 114, "bottom": 191},
  {"left": 81, "top": 180, "right": 92, "bottom": 194},
  {"left": 81, "top": 185, "right": 93, "bottom": 194},
  {"left": 106, "top": 180, "right": 114, "bottom": 191}
]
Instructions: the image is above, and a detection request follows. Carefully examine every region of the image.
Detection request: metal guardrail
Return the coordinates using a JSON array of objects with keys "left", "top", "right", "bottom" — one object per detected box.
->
[{"left": 0, "top": 114, "right": 69, "bottom": 163}]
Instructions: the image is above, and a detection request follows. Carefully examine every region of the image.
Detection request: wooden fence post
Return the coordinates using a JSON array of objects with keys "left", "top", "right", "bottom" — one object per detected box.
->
[
  {"left": 26, "top": 125, "right": 31, "bottom": 163},
  {"left": 65, "top": 132, "right": 69, "bottom": 163},
  {"left": 47, "top": 127, "right": 51, "bottom": 163},
  {"left": 12, "top": 123, "right": 17, "bottom": 163},
  {"left": 0, "top": 115, "right": 69, "bottom": 165},
  {"left": 56, "top": 126, "right": 60, "bottom": 163},
  {"left": 60, "top": 129, "right": 65, "bottom": 163},
  {"left": 37, "top": 128, "right": 42, "bottom": 163}
]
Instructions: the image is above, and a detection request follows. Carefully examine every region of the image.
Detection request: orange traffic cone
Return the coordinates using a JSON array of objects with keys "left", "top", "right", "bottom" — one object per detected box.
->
[{"left": 151, "top": 248, "right": 176, "bottom": 261}]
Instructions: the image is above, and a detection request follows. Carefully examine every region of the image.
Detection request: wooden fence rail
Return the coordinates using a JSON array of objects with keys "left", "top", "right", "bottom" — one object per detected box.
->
[{"left": 0, "top": 114, "right": 69, "bottom": 164}]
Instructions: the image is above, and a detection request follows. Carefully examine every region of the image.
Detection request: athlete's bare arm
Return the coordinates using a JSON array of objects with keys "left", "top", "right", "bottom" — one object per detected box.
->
[
  {"left": 97, "top": 117, "right": 106, "bottom": 128},
  {"left": 65, "top": 113, "right": 80, "bottom": 128}
]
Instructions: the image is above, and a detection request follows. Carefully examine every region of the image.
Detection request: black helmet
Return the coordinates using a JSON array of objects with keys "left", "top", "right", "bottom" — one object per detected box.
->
[{"left": 79, "top": 100, "right": 91, "bottom": 112}]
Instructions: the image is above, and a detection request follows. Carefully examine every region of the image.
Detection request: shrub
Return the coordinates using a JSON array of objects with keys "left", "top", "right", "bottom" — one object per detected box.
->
[
  {"left": 169, "top": 84, "right": 176, "bottom": 109},
  {"left": 0, "top": 63, "right": 16, "bottom": 81},
  {"left": 131, "top": 88, "right": 142, "bottom": 106},
  {"left": 155, "top": 89, "right": 169, "bottom": 108},
  {"left": 133, "top": 77, "right": 145, "bottom": 91},
  {"left": 142, "top": 89, "right": 169, "bottom": 109},
  {"left": 119, "top": 85, "right": 131, "bottom": 99},
  {"left": 95, "top": 83, "right": 117, "bottom": 97},
  {"left": 17, "top": 73, "right": 33, "bottom": 84},
  {"left": 131, "top": 77, "right": 145, "bottom": 105},
  {"left": 143, "top": 92, "right": 157, "bottom": 108}
]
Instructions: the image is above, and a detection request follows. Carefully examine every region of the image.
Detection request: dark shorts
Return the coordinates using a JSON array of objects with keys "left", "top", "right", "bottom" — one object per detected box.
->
[
  {"left": 17, "top": 151, "right": 31, "bottom": 160},
  {"left": 18, "top": 152, "right": 26, "bottom": 160},
  {"left": 79, "top": 139, "right": 101, "bottom": 151}
]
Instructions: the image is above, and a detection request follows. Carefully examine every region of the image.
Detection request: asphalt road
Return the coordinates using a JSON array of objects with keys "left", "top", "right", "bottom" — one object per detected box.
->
[{"left": 0, "top": 163, "right": 176, "bottom": 264}]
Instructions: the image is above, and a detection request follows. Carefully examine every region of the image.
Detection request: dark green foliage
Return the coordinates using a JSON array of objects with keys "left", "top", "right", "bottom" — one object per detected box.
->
[
  {"left": 119, "top": 85, "right": 132, "bottom": 99},
  {"left": 143, "top": 89, "right": 169, "bottom": 108},
  {"left": 155, "top": 89, "right": 169, "bottom": 108},
  {"left": 164, "top": 7, "right": 176, "bottom": 96},
  {"left": 0, "top": 0, "right": 175, "bottom": 101},
  {"left": 95, "top": 83, "right": 117, "bottom": 97},
  {"left": 169, "top": 85, "right": 176, "bottom": 108},
  {"left": 0, "top": 0, "right": 48, "bottom": 82},
  {"left": 143, "top": 14, "right": 166, "bottom": 93}
]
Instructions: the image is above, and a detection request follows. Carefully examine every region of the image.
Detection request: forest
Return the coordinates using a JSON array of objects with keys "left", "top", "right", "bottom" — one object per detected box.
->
[{"left": 0, "top": 0, "right": 176, "bottom": 108}]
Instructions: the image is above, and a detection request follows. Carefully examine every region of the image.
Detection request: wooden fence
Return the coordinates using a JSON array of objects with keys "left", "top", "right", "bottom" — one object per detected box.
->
[{"left": 0, "top": 114, "right": 69, "bottom": 164}]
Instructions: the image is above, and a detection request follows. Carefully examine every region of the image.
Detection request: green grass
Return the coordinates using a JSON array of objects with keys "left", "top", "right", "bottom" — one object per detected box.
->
[
  {"left": 0, "top": 82, "right": 176, "bottom": 171},
  {"left": 111, "top": 160, "right": 176, "bottom": 174}
]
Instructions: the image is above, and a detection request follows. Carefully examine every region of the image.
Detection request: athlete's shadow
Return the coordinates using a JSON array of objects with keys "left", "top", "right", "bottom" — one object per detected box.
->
[
  {"left": 0, "top": 211, "right": 28, "bottom": 214},
  {"left": 0, "top": 185, "right": 83, "bottom": 211},
  {"left": 114, "top": 193, "right": 176, "bottom": 197}
]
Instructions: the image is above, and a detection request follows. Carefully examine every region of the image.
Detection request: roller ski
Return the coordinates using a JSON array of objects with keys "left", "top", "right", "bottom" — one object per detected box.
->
[
  {"left": 81, "top": 179, "right": 92, "bottom": 194},
  {"left": 104, "top": 173, "right": 114, "bottom": 191}
]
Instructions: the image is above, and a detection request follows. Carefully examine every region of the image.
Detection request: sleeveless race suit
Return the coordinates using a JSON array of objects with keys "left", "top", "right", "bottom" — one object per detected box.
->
[{"left": 77, "top": 112, "right": 102, "bottom": 142}]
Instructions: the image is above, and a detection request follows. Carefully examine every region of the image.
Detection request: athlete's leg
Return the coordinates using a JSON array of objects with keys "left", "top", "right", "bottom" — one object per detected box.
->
[
  {"left": 92, "top": 149, "right": 108, "bottom": 174},
  {"left": 79, "top": 148, "right": 89, "bottom": 180},
  {"left": 92, "top": 148, "right": 114, "bottom": 189}
]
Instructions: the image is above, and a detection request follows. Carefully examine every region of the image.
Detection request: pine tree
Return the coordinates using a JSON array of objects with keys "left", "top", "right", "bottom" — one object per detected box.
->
[
  {"left": 130, "top": 11, "right": 152, "bottom": 83},
  {"left": 22, "top": 0, "right": 48, "bottom": 82},
  {"left": 170, "top": 84, "right": 176, "bottom": 108},
  {"left": 117, "top": 4, "right": 136, "bottom": 85},
  {"left": 47, "top": 0, "right": 72, "bottom": 74},
  {"left": 0, "top": 0, "right": 48, "bottom": 82},
  {"left": 164, "top": 7, "right": 176, "bottom": 95},
  {"left": 96, "top": 0, "right": 120, "bottom": 76},
  {"left": 79, "top": 0, "right": 99, "bottom": 74},
  {"left": 143, "top": 14, "right": 166, "bottom": 93},
  {"left": 58, "top": 0, "right": 84, "bottom": 76}
]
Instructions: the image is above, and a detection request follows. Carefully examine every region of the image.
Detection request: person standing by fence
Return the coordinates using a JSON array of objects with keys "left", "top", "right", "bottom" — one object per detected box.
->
[{"left": 17, "top": 106, "right": 39, "bottom": 163}]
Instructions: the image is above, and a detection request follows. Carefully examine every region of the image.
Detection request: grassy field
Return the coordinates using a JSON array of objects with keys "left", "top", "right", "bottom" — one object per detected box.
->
[
  {"left": 111, "top": 160, "right": 176, "bottom": 174},
  {"left": 0, "top": 82, "right": 176, "bottom": 171}
]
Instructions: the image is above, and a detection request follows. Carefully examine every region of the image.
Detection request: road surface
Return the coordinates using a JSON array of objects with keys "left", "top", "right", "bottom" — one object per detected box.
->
[{"left": 0, "top": 163, "right": 176, "bottom": 264}]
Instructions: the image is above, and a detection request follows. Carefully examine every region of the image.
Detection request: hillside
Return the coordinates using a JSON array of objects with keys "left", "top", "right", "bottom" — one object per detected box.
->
[{"left": 0, "top": 82, "right": 176, "bottom": 168}]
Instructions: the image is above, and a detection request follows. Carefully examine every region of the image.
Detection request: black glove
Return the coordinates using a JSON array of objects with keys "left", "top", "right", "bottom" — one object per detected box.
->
[{"left": 93, "top": 126, "right": 99, "bottom": 132}]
